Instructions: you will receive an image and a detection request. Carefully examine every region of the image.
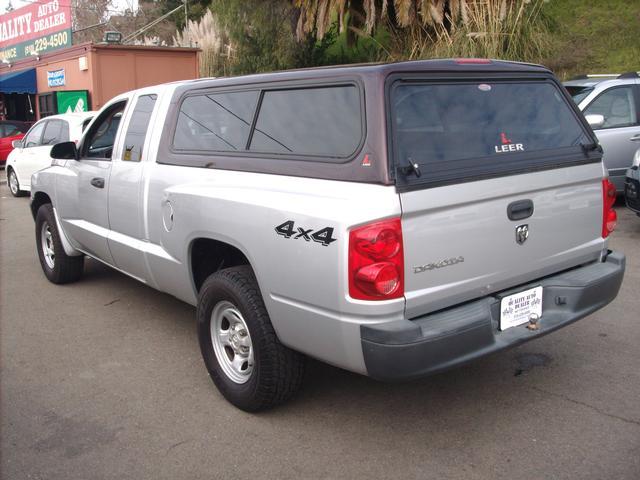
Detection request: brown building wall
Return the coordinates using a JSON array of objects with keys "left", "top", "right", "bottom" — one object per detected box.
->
[
  {"left": 35, "top": 55, "right": 93, "bottom": 117},
  {"left": 92, "top": 48, "right": 199, "bottom": 109},
  {"left": 35, "top": 57, "right": 93, "bottom": 95},
  {"left": 92, "top": 51, "right": 136, "bottom": 109}
]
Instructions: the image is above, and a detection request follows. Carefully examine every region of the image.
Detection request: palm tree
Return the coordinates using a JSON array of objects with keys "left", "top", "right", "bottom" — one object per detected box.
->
[
  {"left": 293, "top": 0, "right": 471, "bottom": 39},
  {"left": 293, "top": 0, "right": 547, "bottom": 64}
]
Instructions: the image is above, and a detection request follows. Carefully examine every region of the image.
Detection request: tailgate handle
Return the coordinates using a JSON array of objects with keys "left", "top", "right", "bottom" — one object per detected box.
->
[{"left": 507, "top": 200, "right": 534, "bottom": 221}]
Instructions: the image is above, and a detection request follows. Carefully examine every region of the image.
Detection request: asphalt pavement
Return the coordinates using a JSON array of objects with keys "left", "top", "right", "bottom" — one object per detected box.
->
[{"left": 1, "top": 181, "right": 639, "bottom": 480}]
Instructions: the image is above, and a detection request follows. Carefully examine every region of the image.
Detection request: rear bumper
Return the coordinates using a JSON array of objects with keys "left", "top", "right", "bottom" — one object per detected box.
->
[{"left": 361, "top": 251, "right": 625, "bottom": 381}]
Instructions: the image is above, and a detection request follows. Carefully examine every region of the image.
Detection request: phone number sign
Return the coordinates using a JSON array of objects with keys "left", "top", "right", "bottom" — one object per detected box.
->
[{"left": 0, "top": 1, "right": 72, "bottom": 62}]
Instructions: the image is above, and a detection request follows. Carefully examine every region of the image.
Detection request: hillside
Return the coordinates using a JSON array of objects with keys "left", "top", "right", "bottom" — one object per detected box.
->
[{"left": 543, "top": 0, "right": 640, "bottom": 79}]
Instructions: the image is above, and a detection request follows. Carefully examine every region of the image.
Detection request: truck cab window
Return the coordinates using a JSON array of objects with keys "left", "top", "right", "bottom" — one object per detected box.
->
[{"left": 84, "top": 102, "right": 126, "bottom": 159}]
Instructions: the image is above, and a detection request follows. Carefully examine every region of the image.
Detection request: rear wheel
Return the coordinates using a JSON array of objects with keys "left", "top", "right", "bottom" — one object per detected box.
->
[
  {"left": 35, "top": 204, "right": 84, "bottom": 284},
  {"left": 197, "top": 266, "right": 305, "bottom": 411},
  {"left": 7, "top": 168, "right": 26, "bottom": 197}
]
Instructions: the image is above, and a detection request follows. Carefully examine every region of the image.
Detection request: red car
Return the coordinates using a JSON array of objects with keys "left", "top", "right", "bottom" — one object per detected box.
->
[{"left": 0, "top": 121, "right": 33, "bottom": 166}]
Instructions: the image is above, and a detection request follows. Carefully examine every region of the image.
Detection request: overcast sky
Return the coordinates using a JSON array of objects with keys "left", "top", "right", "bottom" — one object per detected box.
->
[{"left": 0, "top": 0, "right": 138, "bottom": 16}]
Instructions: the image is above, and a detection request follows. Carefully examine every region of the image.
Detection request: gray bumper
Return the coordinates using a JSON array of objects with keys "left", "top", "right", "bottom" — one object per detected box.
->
[{"left": 361, "top": 251, "right": 625, "bottom": 381}]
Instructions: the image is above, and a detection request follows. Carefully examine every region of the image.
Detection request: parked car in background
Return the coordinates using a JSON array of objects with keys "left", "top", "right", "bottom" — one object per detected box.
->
[
  {"left": 624, "top": 148, "right": 640, "bottom": 216},
  {"left": 564, "top": 72, "right": 640, "bottom": 193},
  {"left": 0, "top": 120, "right": 33, "bottom": 166},
  {"left": 6, "top": 112, "right": 94, "bottom": 196}
]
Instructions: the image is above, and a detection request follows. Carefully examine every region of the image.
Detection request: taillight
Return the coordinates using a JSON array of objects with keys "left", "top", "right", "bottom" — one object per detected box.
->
[
  {"left": 602, "top": 178, "right": 617, "bottom": 238},
  {"left": 349, "top": 218, "right": 404, "bottom": 300}
]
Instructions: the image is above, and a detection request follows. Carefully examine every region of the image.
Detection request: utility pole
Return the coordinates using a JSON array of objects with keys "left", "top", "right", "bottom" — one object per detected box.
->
[
  {"left": 184, "top": 0, "right": 188, "bottom": 27},
  {"left": 184, "top": 0, "right": 189, "bottom": 46}
]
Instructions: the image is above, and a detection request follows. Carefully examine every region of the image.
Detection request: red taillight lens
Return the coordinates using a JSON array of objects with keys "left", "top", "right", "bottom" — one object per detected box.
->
[
  {"left": 602, "top": 179, "right": 617, "bottom": 238},
  {"left": 354, "top": 227, "right": 400, "bottom": 259},
  {"left": 349, "top": 218, "right": 404, "bottom": 300}
]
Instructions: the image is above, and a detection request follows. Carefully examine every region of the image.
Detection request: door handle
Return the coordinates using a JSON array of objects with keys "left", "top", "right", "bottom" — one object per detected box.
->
[
  {"left": 507, "top": 199, "right": 534, "bottom": 221},
  {"left": 90, "top": 177, "right": 105, "bottom": 189},
  {"left": 630, "top": 134, "right": 640, "bottom": 142}
]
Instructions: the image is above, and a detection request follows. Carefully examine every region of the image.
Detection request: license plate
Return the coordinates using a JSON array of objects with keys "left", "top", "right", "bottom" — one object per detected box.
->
[{"left": 499, "top": 286, "right": 543, "bottom": 331}]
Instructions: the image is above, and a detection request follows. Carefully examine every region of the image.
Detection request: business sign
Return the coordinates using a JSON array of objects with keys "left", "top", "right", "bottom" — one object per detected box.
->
[
  {"left": 56, "top": 90, "right": 89, "bottom": 113},
  {"left": 47, "top": 68, "right": 65, "bottom": 87},
  {"left": 0, "top": 1, "right": 72, "bottom": 63}
]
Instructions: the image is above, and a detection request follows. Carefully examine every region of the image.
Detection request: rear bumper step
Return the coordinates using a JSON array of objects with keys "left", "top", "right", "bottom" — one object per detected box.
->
[{"left": 361, "top": 251, "right": 625, "bottom": 381}]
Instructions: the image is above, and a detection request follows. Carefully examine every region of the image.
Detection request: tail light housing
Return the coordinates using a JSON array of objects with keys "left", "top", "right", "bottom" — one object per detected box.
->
[
  {"left": 349, "top": 218, "right": 404, "bottom": 300},
  {"left": 602, "top": 178, "right": 617, "bottom": 238}
]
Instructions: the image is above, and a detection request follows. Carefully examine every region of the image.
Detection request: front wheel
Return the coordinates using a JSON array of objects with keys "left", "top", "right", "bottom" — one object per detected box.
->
[
  {"left": 7, "top": 168, "right": 26, "bottom": 197},
  {"left": 197, "top": 266, "right": 305, "bottom": 411},
  {"left": 35, "top": 204, "right": 84, "bottom": 284}
]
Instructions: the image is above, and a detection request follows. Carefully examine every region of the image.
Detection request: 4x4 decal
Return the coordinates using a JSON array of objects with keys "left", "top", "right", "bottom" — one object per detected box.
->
[{"left": 275, "top": 221, "right": 337, "bottom": 246}]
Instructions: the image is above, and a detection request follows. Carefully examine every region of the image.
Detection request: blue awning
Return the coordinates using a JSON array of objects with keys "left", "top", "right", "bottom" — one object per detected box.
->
[{"left": 0, "top": 68, "right": 36, "bottom": 94}]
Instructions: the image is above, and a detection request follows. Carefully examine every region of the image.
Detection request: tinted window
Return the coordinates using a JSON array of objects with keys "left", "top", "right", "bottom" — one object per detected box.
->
[
  {"left": 1, "top": 122, "right": 28, "bottom": 137},
  {"left": 122, "top": 94, "right": 157, "bottom": 162},
  {"left": 584, "top": 86, "right": 638, "bottom": 129},
  {"left": 42, "top": 120, "right": 69, "bottom": 145},
  {"left": 249, "top": 86, "right": 361, "bottom": 157},
  {"left": 174, "top": 91, "right": 258, "bottom": 152},
  {"left": 85, "top": 103, "right": 126, "bottom": 159},
  {"left": 390, "top": 81, "right": 591, "bottom": 188},
  {"left": 23, "top": 121, "right": 45, "bottom": 147}
]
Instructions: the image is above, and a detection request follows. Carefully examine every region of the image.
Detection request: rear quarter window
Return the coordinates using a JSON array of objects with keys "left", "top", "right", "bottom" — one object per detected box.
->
[{"left": 122, "top": 94, "right": 157, "bottom": 162}]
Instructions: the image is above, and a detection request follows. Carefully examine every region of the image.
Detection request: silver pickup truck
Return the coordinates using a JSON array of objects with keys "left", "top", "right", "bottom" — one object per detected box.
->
[{"left": 30, "top": 60, "right": 625, "bottom": 411}]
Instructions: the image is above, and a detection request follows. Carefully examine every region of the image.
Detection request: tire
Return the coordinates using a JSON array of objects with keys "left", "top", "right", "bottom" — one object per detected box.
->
[
  {"left": 7, "top": 168, "right": 26, "bottom": 197},
  {"left": 197, "top": 266, "right": 305, "bottom": 411},
  {"left": 35, "top": 204, "right": 84, "bottom": 284}
]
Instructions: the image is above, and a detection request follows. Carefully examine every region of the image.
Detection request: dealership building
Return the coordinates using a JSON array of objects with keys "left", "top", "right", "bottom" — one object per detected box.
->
[
  {"left": 1, "top": 42, "right": 200, "bottom": 121},
  {"left": 0, "top": 2, "right": 200, "bottom": 121}
]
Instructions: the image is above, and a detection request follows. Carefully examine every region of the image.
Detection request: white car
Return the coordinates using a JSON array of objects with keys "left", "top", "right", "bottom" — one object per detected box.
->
[{"left": 6, "top": 112, "right": 94, "bottom": 197}]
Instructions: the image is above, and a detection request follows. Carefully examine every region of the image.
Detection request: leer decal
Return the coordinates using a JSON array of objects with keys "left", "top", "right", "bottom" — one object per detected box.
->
[{"left": 495, "top": 131, "right": 524, "bottom": 153}]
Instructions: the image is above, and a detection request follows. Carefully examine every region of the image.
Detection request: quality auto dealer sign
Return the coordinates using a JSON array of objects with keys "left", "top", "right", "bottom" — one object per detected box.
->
[{"left": 0, "top": 0, "right": 72, "bottom": 62}]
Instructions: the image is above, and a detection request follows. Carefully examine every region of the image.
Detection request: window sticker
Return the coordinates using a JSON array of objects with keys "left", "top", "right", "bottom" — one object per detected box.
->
[{"left": 494, "top": 132, "right": 524, "bottom": 153}]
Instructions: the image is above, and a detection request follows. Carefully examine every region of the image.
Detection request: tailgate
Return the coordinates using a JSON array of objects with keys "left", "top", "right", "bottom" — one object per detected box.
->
[
  {"left": 388, "top": 75, "right": 605, "bottom": 318},
  {"left": 400, "top": 164, "right": 605, "bottom": 318}
]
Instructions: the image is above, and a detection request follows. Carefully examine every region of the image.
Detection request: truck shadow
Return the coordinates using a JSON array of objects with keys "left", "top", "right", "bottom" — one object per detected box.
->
[{"left": 78, "top": 254, "right": 581, "bottom": 440}]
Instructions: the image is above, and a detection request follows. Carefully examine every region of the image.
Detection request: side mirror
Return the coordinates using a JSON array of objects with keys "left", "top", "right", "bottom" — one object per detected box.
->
[
  {"left": 50, "top": 141, "right": 79, "bottom": 160},
  {"left": 11, "top": 139, "right": 23, "bottom": 148},
  {"left": 585, "top": 114, "right": 605, "bottom": 129}
]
